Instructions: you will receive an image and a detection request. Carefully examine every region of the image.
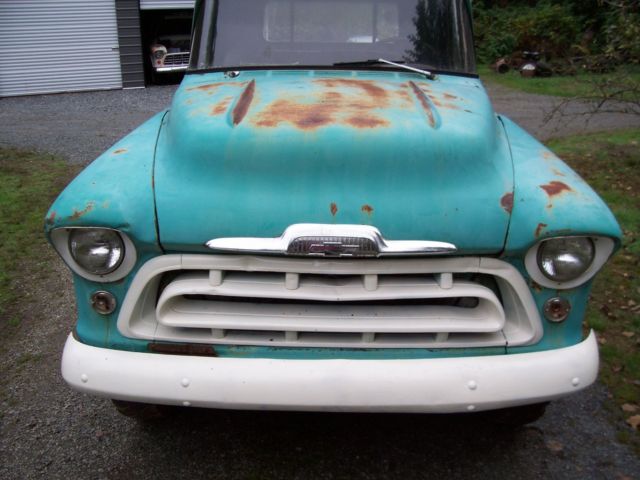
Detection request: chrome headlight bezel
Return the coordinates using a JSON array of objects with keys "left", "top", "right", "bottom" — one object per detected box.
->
[
  {"left": 525, "top": 236, "right": 615, "bottom": 289},
  {"left": 50, "top": 227, "right": 137, "bottom": 282}
]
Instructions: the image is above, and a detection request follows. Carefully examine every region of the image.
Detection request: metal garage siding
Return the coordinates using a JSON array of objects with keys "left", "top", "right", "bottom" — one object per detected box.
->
[
  {"left": 140, "top": 1, "right": 194, "bottom": 9},
  {"left": 0, "top": 0, "right": 122, "bottom": 97}
]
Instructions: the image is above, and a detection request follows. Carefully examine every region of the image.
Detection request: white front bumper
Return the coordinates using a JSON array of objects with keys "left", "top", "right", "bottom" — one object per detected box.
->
[{"left": 61, "top": 332, "right": 599, "bottom": 413}]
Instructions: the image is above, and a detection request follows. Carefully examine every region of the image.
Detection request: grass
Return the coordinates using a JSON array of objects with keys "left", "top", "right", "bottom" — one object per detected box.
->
[
  {"left": 547, "top": 129, "right": 640, "bottom": 447},
  {"left": 478, "top": 64, "right": 640, "bottom": 99},
  {"left": 0, "top": 148, "right": 76, "bottom": 328}
]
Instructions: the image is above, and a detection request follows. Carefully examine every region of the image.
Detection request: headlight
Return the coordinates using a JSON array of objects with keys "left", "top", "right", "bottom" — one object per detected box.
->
[
  {"left": 68, "top": 229, "right": 125, "bottom": 275},
  {"left": 537, "top": 237, "right": 595, "bottom": 282},
  {"left": 153, "top": 49, "right": 166, "bottom": 60}
]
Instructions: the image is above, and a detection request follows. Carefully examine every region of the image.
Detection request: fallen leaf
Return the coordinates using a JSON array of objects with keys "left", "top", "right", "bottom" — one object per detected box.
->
[
  {"left": 598, "top": 336, "right": 608, "bottom": 345},
  {"left": 612, "top": 365, "right": 623, "bottom": 373},
  {"left": 547, "top": 440, "right": 564, "bottom": 453},
  {"left": 622, "top": 331, "right": 635, "bottom": 338},
  {"left": 622, "top": 404, "right": 638, "bottom": 413},
  {"left": 626, "top": 415, "right": 640, "bottom": 430}
]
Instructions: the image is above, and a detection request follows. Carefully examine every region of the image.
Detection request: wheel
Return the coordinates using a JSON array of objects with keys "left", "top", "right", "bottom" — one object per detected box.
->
[
  {"left": 488, "top": 402, "right": 549, "bottom": 428},
  {"left": 111, "top": 399, "right": 174, "bottom": 421}
]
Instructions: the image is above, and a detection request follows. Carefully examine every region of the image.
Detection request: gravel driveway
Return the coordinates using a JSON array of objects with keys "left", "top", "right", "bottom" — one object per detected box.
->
[{"left": 1, "top": 81, "right": 639, "bottom": 480}]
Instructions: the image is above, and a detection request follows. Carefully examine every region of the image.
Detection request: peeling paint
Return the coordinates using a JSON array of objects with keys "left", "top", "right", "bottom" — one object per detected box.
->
[
  {"left": 361, "top": 204, "right": 374, "bottom": 215},
  {"left": 210, "top": 96, "right": 233, "bottom": 116},
  {"left": 535, "top": 222, "right": 548, "bottom": 238},
  {"left": 70, "top": 202, "right": 95, "bottom": 220},
  {"left": 500, "top": 192, "right": 514, "bottom": 214},
  {"left": 46, "top": 211, "right": 57, "bottom": 225},
  {"left": 113, "top": 149, "right": 127, "bottom": 155},
  {"left": 540, "top": 181, "right": 572, "bottom": 197},
  {"left": 330, "top": 202, "right": 338, "bottom": 216}
]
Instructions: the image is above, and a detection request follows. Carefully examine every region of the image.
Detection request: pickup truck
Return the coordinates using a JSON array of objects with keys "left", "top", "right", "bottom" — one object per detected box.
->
[{"left": 46, "top": 0, "right": 621, "bottom": 424}]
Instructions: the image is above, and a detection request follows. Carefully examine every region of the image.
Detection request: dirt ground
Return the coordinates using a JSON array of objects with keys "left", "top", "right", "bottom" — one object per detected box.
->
[{"left": 1, "top": 82, "right": 639, "bottom": 479}]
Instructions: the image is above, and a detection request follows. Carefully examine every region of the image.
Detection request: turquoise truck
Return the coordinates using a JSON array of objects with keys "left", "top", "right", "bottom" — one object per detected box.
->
[{"left": 46, "top": 0, "right": 621, "bottom": 423}]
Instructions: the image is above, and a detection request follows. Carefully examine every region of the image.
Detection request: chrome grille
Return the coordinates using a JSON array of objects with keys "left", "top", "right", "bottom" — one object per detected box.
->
[{"left": 163, "top": 52, "right": 190, "bottom": 67}]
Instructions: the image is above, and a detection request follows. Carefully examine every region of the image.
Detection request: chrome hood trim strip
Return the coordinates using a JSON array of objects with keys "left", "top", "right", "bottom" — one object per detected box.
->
[{"left": 205, "top": 224, "right": 457, "bottom": 257}]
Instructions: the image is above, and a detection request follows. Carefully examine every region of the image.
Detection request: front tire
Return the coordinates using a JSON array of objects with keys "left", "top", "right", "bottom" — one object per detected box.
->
[
  {"left": 111, "top": 399, "right": 174, "bottom": 421},
  {"left": 488, "top": 402, "right": 549, "bottom": 427}
]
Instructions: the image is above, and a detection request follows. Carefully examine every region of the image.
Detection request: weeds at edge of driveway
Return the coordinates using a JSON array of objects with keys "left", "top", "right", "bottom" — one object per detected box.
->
[
  {"left": 548, "top": 129, "right": 640, "bottom": 450},
  {"left": 0, "top": 148, "right": 77, "bottom": 333},
  {"left": 479, "top": 64, "right": 640, "bottom": 100}
]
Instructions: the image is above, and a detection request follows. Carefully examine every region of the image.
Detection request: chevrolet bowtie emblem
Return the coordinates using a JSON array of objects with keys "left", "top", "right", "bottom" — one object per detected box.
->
[{"left": 205, "top": 224, "right": 457, "bottom": 258}]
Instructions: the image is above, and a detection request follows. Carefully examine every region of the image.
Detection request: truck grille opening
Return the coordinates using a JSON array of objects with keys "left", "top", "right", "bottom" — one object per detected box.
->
[{"left": 118, "top": 255, "right": 542, "bottom": 349}]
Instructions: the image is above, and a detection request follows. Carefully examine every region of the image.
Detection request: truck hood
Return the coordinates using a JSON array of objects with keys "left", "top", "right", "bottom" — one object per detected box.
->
[{"left": 154, "top": 70, "right": 514, "bottom": 254}]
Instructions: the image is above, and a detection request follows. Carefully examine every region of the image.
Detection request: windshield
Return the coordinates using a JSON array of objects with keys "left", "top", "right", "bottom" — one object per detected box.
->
[{"left": 190, "top": 0, "right": 476, "bottom": 74}]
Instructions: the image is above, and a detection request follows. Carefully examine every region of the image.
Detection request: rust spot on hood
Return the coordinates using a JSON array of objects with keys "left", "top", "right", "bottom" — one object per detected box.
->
[
  {"left": 500, "top": 193, "right": 514, "bottom": 214},
  {"left": 113, "top": 148, "right": 127, "bottom": 155},
  {"left": 232, "top": 80, "right": 256, "bottom": 126},
  {"left": 210, "top": 96, "right": 233, "bottom": 116},
  {"left": 443, "top": 93, "right": 458, "bottom": 100},
  {"left": 347, "top": 117, "right": 389, "bottom": 129},
  {"left": 535, "top": 223, "right": 548, "bottom": 238},
  {"left": 361, "top": 204, "right": 374, "bottom": 215},
  {"left": 330, "top": 203, "right": 338, "bottom": 216},
  {"left": 254, "top": 86, "right": 389, "bottom": 130},
  {"left": 314, "top": 78, "right": 389, "bottom": 104},
  {"left": 408, "top": 81, "right": 436, "bottom": 128},
  {"left": 187, "top": 83, "right": 224, "bottom": 92},
  {"left": 70, "top": 202, "right": 95, "bottom": 220},
  {"left": 551, "top": 169, "right": 566, "bottom": 177},
  {"left": 540, "top": 181, "right": 572, "bottom": 197}
]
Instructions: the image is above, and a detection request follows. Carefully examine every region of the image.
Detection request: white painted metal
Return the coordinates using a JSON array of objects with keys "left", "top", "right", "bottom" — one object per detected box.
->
[
  {"left": 0, "top": 0, "right": 123, "bottom": 97},
  {"left": 117, "top": 254, "right": 543, "bottom": 348},
  {"left": 156, "top": 273, "right": 506, "bottom": 332},
  {"left": 61, "top": 331, "right": 599, "bottom": 413},
  {"left": 140, "top": 0, "right": 195, "bottom": 9}
]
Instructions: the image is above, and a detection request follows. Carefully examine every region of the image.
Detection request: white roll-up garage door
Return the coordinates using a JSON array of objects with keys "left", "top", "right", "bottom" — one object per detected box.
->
[
  {"left": 0, "top": 0, "right": 122, "bottom": 97},
  {"left": 140, "top": 1, "right": 194, "bottom": 9}
]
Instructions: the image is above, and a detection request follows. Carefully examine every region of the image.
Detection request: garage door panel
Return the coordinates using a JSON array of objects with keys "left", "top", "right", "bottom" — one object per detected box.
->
[{"left": 0, "top": 0, "right": 122, "bottom": 97}]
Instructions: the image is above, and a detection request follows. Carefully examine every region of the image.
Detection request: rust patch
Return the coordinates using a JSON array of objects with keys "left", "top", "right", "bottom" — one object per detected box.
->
[
  {"left": 113, "top": 148, "right": 127, "bottom": 155},
  {"left": 529, "top": 280, "right": 544, "bottom": 293},
  {"left": 314, "top": 78, "right": 389, "bottom": 104},
  {"left": 347, "top": 116, "right": 389, "bottom": 129},
  {"left": 46, "top": 211, "right": 57, "bottom": 225},
  {"left": 409, "top": 81, "right": 436, "bottom": 128},
  {"left": 429, "top": 97, "right": 461, "bottom": 110},
  {"left": 70, "top": 202, "right": 95, "bottom": 220},
  {"left": 186, "top": 82, "right": 228, "bottom": 92},
  {"left": 500, "top": 192, "right": 514, "bottom": 214},
  {"left": 542, "top": 150, "right": 555, "bottom": 160},
  {"left": 443, "top": 93, "right": 458, "bottom": 100},
  {"left": 254, "top": 79, "right": 408, "bottom": 130},
  {"left": 210, "top": 96, "right": 233, "bottom": 116},
  {"left": 148, "top": 342, "right": 218, "bottom": 357},
  {"left": 551, "top": 168, "right": 566, "bottom": 177},
  {"left": 535, "top": 223, "right": 548, "bottom": 238},
  {"left": 361, "top": 204, "right": 374, "bottom": 215},
  {"left": 540, "top": 181, "right": 572, "bottom": 197},
  {"left": 232, "top": 80, "right": 256, "bottom": 126},
  {"left": 330, "top": 202, "right": 338, "bottom": 216}
]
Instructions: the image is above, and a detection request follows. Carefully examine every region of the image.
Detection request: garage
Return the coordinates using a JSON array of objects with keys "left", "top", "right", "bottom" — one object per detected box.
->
[
  {"left": 0, "top": 0, "right": 123, "bottom": 97},
  {"left": 140, "top": 0, "right": 194, "bottom": 85},
  {"left": 0, "top": 0, "right": 194, "bottom": 98}
]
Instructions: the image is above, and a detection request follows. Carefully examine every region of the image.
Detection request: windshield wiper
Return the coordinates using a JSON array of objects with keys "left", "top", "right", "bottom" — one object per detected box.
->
[{"left": 333, "top": 58, "right": 435, "bottom": 80}]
